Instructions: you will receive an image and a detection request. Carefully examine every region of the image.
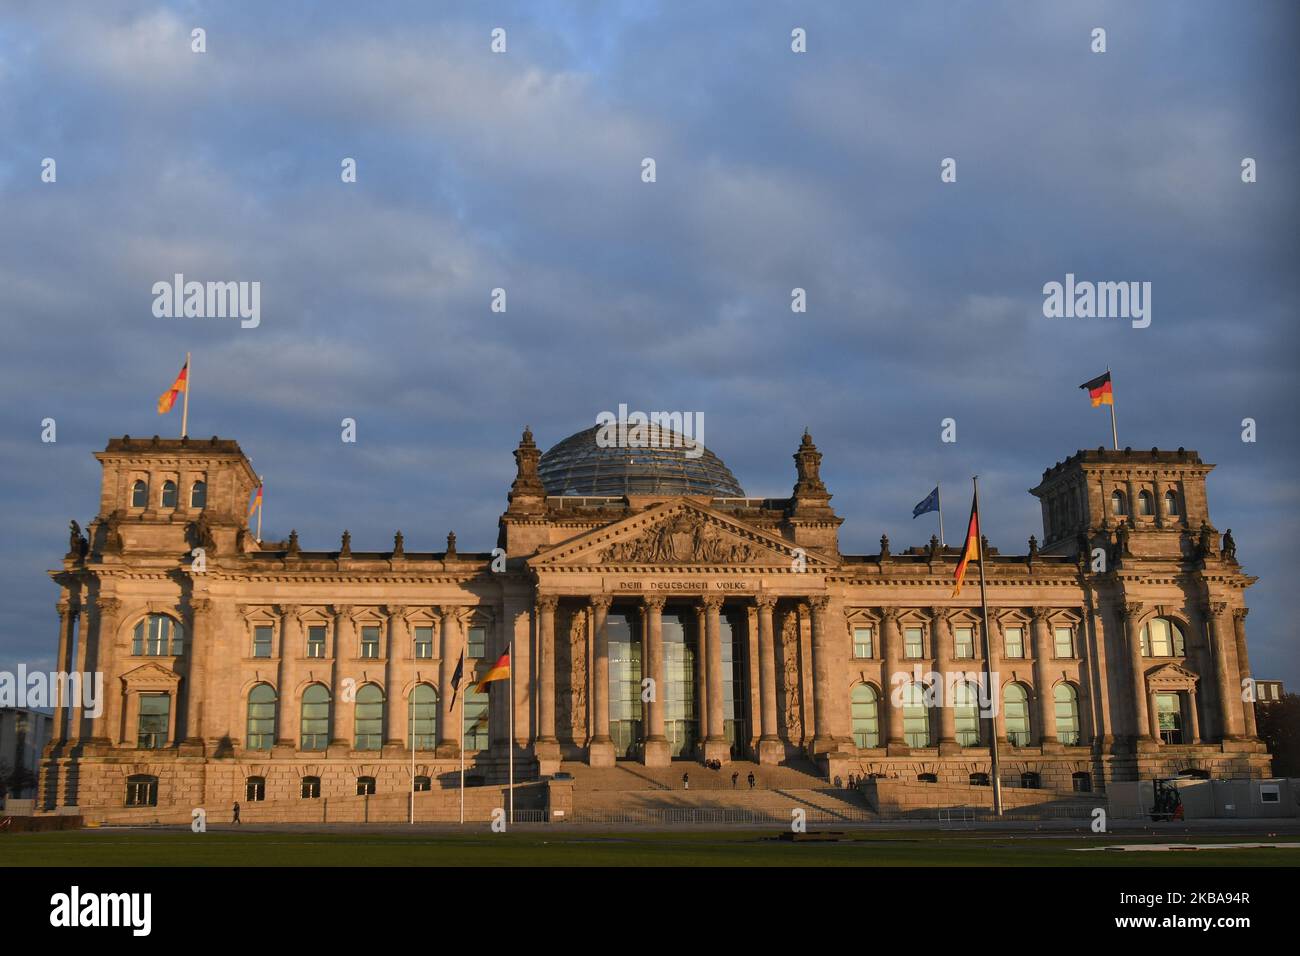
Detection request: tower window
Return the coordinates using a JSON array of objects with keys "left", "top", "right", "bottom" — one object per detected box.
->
[
  {"left": 1164, "top": 490, "right": 1180, "bottom": 516},
  {"left": 131, "top": 480, "right": 148, "bottom": 508},
  {"left": 1110, "top": 490, "right": 1127, "bottom": 516},
  {"left": 161, "top": 480, "right": 178, "bottom": 508},
  {"left": 190, "top": 480, "right": 207, "bottom": 508}
]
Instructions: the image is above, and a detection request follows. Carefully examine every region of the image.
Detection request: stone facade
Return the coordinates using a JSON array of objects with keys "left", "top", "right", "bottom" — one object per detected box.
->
[{"left": 40, "top": 430, "right": 1271, "bottom": 822}]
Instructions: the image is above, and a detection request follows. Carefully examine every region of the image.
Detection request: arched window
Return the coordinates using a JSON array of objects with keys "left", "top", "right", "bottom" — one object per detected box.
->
[
  {"left": 356, "top": 776, "right": 377, "bottom": 796},
  {"left": 1137, "top": 490, "right": 1154, "bottom": 516},
  {"left": 160, "top": 480, "right": 178, "bottom": 508},
  {"left": 354, "top": 684, "right": 384, "bottom": 751},
  {"left": 301, "top": 776, "right": 321, "bottom": 799},
  {"left": 300, "top": 684, "right": 331, "bottom": 751},
  {"left": 246, "top": 683, "right": 277, "bottom": 750},
  {"left": 851, "top": 684, "right": 880, "bottom": 749},
  {"left": 190, "top": 480, "right": 206, "bottom": 508},
  {"left": 414, "top": 775, "right": 432, "bottom": 792},
  {"left": 462, "top": 690, "right": 489, "bottom": 751},
  {"left": 1140, "top": 617, "right": 1186, "bottom": 657},
  {"left": 1111, "top": 490, "right": 1127, "bottom": 516},
  {"left": 132, "top": 614, "right": 184, "bottom": 656},
  {"left": 1004, "top": 683, "right": 1031, "bottom": 747},
  {"left": 131, "top": 480, "right": 148, "bottom": 508},
  {"left": 901, "top": 682, "right": 930, "bottom": 748},
  {"left": 1072, "top": 771, "right": 1092, "bottom": 793},
  {"left": 954, "top": 681, "right": 981, "bottom": 747},
  {"left": 1021, "top": 771, "right": 1040, "bottom": 790},
  {"left": 969, "top": 772, "right": 990, "bottom": 787},
  {"left": 125, "top": 774, "right": 158, "bottom": 807},
  {"left": 1164, "top": 490, "right": 1180, "bottom": 516},
  {"left": 409, "top": 684, "right": 438, "bottom": 750},
  {"left": 1054, "top": 683, "right": 1080, "bottom": 745},
  {"left": 245, "top": 776, "right": 266, "bottom": 802}
]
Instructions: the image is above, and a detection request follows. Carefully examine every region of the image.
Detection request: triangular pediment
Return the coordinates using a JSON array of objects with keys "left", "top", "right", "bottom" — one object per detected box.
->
[
  {"left": 1144, "top": 662, "right": 1200, "bottom": 686},
  {"left": 529, "top": 499, "right": 835, "bottom": 569},
  {"left": 120, "top": 661, "right": 181, "bottom": 687}
]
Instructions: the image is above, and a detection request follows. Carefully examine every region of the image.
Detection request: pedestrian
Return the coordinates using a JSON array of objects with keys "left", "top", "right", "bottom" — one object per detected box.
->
[
  {"left": 232, "top": 801, "right": 241, "bottom": 825},
  {"left": 747, "top": 772, "right": 756, "bottom": 790},
  {"left": 682, "top": 772, "right": 690, "bottom": 791},
  {"left": 731, "top": 771, "right": 739, "bottom": 788}
]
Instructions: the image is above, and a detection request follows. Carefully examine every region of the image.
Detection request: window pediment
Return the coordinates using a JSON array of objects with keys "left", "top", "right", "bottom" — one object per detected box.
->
[
  {"left": 1145, "top": 662, "right": 1199, "bottom": 689},
  {"left": 120, "top": 661, "right": 181, "bottom": 690}
]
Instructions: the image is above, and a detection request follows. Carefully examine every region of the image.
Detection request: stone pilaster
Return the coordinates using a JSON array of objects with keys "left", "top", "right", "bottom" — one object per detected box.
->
[
  {"left": 1205, "top": 601, "right": 1243, "bottom": 740},
  {"left": 1123, "top": 602, "right": 1153, "bottom": 746},
  {"left": 1031, "top": 607, "right": 1058, "bottom": 748},
  {"left": 383, "top": 605, "right": 408, "bottom": 749},
  {"left": 183, "top": 598, "right": 215, "bottom": 750},
  {"left": 880, "top": 607, "right": 906, "bottom": 753},
  {"left": 932, "top": 607, "right": 957, "bottom": 753},
  {"left": 642, "top": 596, "right": 670, "bottom": 767},
  {"left": 90, "top": 597, "right": 123, "bottom": 746},
  {"left": 703, "top": 595, "right": 728, "bottom": 762},
  {"left": 533, "top": 596, "right": 560, "bottom": 772}
]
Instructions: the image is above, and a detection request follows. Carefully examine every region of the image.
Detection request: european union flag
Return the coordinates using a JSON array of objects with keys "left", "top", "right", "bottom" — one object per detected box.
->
[{"left": 913, "top": 487, "right": 940, "bottom": 518}]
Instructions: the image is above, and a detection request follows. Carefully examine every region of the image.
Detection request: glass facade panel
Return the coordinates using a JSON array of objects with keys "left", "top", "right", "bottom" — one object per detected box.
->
[
  {"left": 607, "top": 611, "right": 643, "bottom": 759},
  {"left": 720, "top": 609, "right": 746, "bottom": 756}
]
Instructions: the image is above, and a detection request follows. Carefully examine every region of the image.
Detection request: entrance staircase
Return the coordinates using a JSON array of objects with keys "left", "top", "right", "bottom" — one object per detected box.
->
[{"left": 559, "top": 759, "right": 876, "bottom": 824}]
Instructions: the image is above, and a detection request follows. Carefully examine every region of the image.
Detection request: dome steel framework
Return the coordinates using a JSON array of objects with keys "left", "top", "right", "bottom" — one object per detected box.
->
[{"left": 537, "top": 424, "right": 745, "bottom": 498}]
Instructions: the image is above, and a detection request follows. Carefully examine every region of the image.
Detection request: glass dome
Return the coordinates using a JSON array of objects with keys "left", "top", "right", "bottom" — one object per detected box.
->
[{"left": 538, "top": 424, "right": 745, "bottom": 497}]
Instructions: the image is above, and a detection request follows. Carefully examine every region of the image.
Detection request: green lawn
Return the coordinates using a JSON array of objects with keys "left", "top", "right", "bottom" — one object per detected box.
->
[{"left": 5, "top": 829, "right": 1300, "bottom": 866}]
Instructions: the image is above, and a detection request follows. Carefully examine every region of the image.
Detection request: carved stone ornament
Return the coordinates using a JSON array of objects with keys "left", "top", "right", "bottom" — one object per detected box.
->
[{"left": 598, "top": 512, "right": 758, "bottom": 565}]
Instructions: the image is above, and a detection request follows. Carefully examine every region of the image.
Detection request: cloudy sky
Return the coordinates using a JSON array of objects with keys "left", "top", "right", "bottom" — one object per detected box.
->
[{"left": 1, "top": 1, "right": 1296, "bottom": 689}]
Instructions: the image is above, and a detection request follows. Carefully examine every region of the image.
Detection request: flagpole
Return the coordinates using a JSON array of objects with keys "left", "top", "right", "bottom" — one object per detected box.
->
[
  {"left": 937, "top": 482, "right": 945, "bottom": 547},
  {"left": 465, "top": 686, "right": 470, "bottom": 827},
  {"left": 972, "top": 475, "right": 1003, "bottom": 817},
  {"left": 1107, "top": 367, "right": 1119, "bottom": 450},
  {"left": 180, "top": 352, "right": 190, "bottom": 439},
  {"left": 508, "top": 641, "right": 515, "bottom": 826},
  {"left": 410, "top": 633, "right": 416, "bottom": 826},
  {"left": 255, "top": 477, "right": 263, "bottom": 543}
]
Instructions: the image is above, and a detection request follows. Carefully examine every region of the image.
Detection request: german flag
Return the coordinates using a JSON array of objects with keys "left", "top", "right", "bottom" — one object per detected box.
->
[
  {"left": 247, "top": 484, "right": 263, "bottom": 518},
  {"left": 474, "top": 647, "right": 510, "bottom": 694},
  {"left": 156, "top": 359, "right": 188, "bottom": 414},
  {"left": 1080, "top": 370, "right": 1113, "bottom": 407},
  {"left": 952, "top": 497, "right": 980, "bottom": 597}
]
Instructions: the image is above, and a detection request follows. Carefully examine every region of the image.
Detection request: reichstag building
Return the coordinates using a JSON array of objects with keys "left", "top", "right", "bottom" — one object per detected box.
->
[{"left": 41, "top": 424, "right": 1270, "bottom": 820}]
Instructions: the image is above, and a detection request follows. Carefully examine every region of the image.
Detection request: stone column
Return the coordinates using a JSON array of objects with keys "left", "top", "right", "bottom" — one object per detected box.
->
[
  {"left": 437, "top": 605, "right": 465, "bottom": 757},
  {"left": 932, "top": 607, "right": 957, "bottom": 753},
  {"left": 755, "top": 595, "right": 782, "bottom": 764},
  {"left": 880, "top": 608, "right": 905, "bottom": 752},
  {"left": 90, "top": 597, "right": 123, "bottom": 745},
  {"left": 642, "top": 596, "right": 670, "bottom": 766},
  {"left": 1123, "top": 603, "right": 1152, "bottom": 745},
  {"left": 185, "top": 598, "right": 214, "bottom": 747},
  {"left": 692, "top": 603, "right": 708, "bottom": 756},
  {"left": 1148, "top": 691, "right": 1161, "bottom": 741},
  {"left": 1205, "top": 602, "right": 1243, "bottom": 740},
  {"left": 588, "top": 596, "right": 615, "bottom": 767},
  {"left": 703, "top": 596, "right": 729, "bottom": 762},
  {"left": 533, "top": 596, "right": 560, "bottom": 772},
  {"left": 53, "top": 600, "right": 76, "bottom": 743},
  {"left": 1188, "top": 686, "right": 1202, "bottom": 744},
  {"left": 1233, "top": 609, "right": 1257, "bottom": 738},
  {"left": 1031, "top": 607, "right": 1058, "bottom": 746},
  {"left": 1125, "top": 478, "right": 1138, "bottom": 525},
  {"left": 328, "top": 605, "right": 354, "bottom": 749}
]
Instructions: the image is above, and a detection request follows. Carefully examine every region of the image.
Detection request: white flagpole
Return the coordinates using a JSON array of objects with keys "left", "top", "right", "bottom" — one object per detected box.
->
[
  {"left": 1107, "top": 367, "right": 1119, "bottom": 450},
  {"left": 410, "top": 633, "right": 416, "bottom": 826},
  {"left": 937, "top": 482, "right": 945, "bottom": 547},
  {"left": 255, "top": 477, "right": 263, "bottom": 543},
  {"left": 180, "top": 352, "right": 191, "bottom": 439},
  {"left": 508, "top": 641, "right": 514, "bottom": 826},
  {"left": 459, "top": 684, "right": 465, "bottom": 825}
]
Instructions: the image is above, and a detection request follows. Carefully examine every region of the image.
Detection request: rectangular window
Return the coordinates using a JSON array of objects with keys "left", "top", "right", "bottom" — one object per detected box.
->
[
  {"left": 307, "top": 625, "right": 327, "bottom": 659},
  {"left": 137, "top": 693, "right": 170, "bottom": 749},
  {"left": 954, "top": 626, "right": 974, "bottom": 659},
  {"left": 360, "top": 625, "right": 380, "bottom": 659},
  {"left": 253, "top": 625, "right": 273, "bottom": 658},
  {"left": 463, "top": 690, "right": 489, "bottom": 750},
  {"left": 904, "top": 626, "right": 924, "bottom": 659},
  {"left": 1053, "top": 626, "right": 1074, "bottom": 659},
  {"left": 852, "top": 626, "right": 873, "bottom": 659},
  {"left": 414, "top": 626, "right": 434, "bottom": 659},
  {"left": 467, "top": 625, "right": 487, "bottom": 659},
  {"left": 1003, "top": 626, "right": 1024, "bottom": 659}
]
